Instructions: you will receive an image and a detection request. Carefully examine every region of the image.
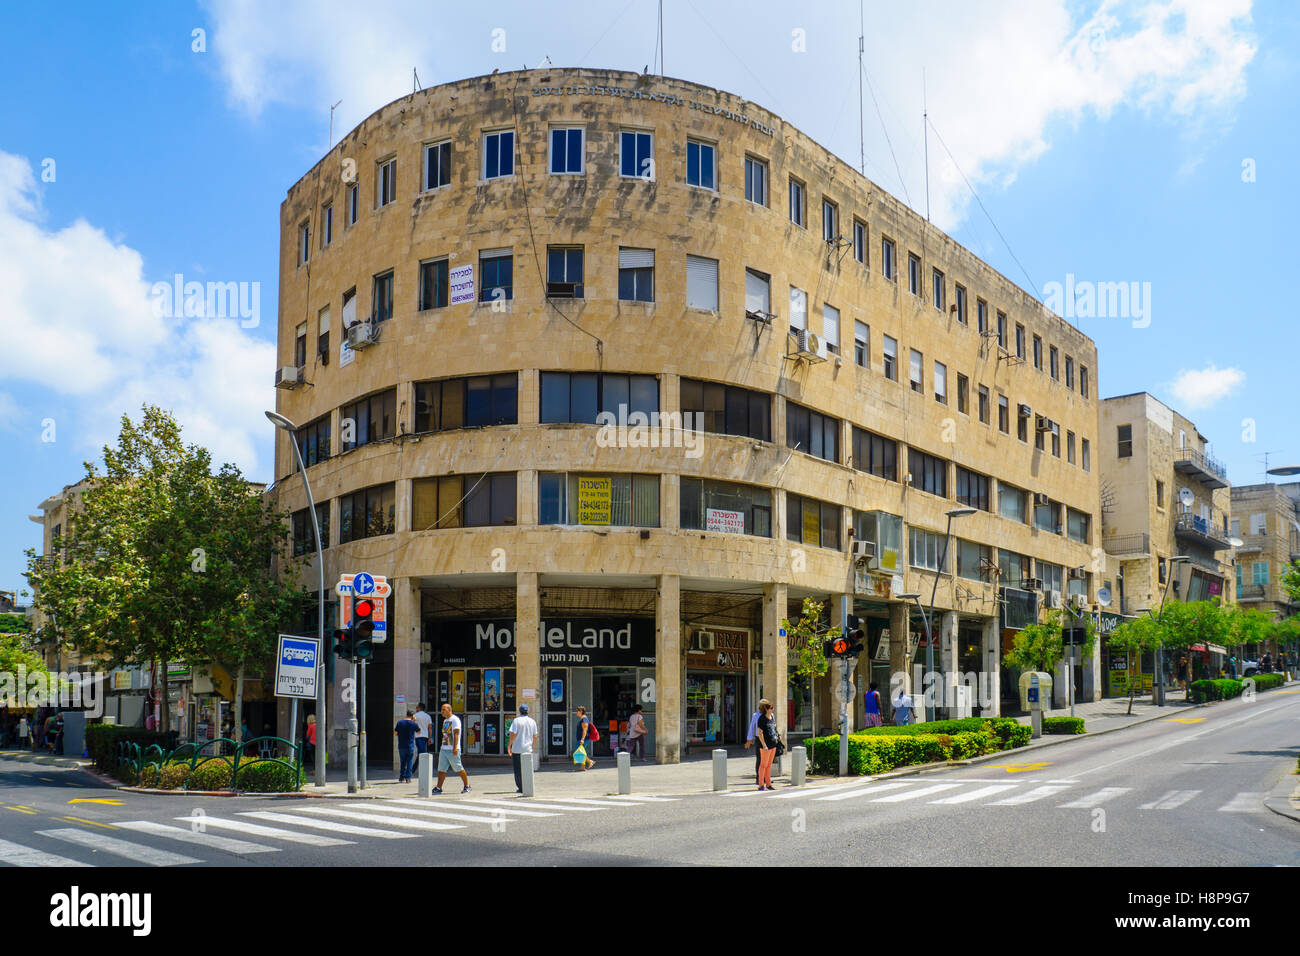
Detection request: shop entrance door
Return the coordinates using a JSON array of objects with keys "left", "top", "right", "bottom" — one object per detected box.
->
[{"left": 592, "top": 669, "right": 636, "bottom": 758}]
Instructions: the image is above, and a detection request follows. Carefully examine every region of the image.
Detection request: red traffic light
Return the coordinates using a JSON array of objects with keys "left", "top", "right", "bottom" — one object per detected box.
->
[
  {"left": 832, "top": 637, "right": 849, "bottom": 655},
  {"left": 354, "top": 599, "right": 373, "bottom": 618}
]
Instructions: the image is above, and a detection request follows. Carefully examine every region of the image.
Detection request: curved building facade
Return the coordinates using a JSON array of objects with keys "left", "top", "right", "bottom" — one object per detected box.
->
[{"left": 271, "top": 68, "right": 1101, "bottom": 764}]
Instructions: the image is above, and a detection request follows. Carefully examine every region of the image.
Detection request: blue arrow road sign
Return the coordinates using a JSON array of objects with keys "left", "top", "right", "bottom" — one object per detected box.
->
[{"left": 352, "top": 572, "right": 376, "bottom": 596}]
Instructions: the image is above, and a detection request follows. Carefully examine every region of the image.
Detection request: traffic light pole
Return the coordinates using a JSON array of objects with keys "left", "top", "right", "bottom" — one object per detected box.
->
[
  {"left": 358, "top": 659, "right": 367, "bottom": 789},
  {"left": 347, "top": 656, "right": 358, "bottom": 794}
]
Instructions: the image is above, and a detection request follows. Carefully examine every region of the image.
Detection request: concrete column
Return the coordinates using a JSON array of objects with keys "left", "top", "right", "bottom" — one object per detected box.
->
[
  {"left": 516, "top": 572, "right": 541, "bottom": 719},
  {"left": 940, "top": 610, "right": 959, "bottom": 718},
  {"left": 830, "top": 593, "right": 854, "bottom": 733},
  {"left": 517, "top": 471, "right": 538, "bottom": 526},
  {"left": 655, "top": 574, "right": 682, "bottom": 764},
  {"left": 889, "top": 601, "right": 912, "bottom": 700},
  {"left": 981, "top": 617, "right": 1001, "bottom": 717},
  {"left": 392, "top": 576, "right": 421, "bottom": 772},
  {"left": 762, "top": 582, "right": 789, "bottom": 735}
]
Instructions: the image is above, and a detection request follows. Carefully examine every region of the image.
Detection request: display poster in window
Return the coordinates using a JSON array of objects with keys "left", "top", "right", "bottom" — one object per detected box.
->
[
  {"left": 467, "top": 671, "right": 482, "bottom": 711},
  {"left": 577, "top": 477, "right": 612, "bottom": 525},
  {"left": 706, "top": 508, "right": 744, "bottom": 534},
  {"left": 547, "top": 668, "right": 566, "bottom": 710},
  {"left": 548, "top": 716, "right": 566, "bottom": 756},
  {"left": 465, "top": 714, "right": 483, "bottom": 754},
  {"left": 451, "top": 670, "right": 466, "bottom": 712},
  {"left": 802, "top": 508, "right": 821, "bottom": 546},
  {"left": 503, "top": 669, "right": 516, "bottom": 713},
  {"left": 484, "top": 715, "right": 500, "bottom": 754},
  {"left": 873, "top": 629, "right": 891, "bottom": 663},
  {"left": 450, "top": 264, "right": 475, "bottom": 305},
  {"left": 483, "top": 669, "right": 501, "bottom": 711},
  {"left": 437, "top": 674, "right": 450, "bottom": 710}
]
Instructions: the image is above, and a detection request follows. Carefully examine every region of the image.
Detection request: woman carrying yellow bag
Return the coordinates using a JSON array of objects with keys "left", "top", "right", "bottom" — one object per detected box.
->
[{"left": 574, "top": 705, "right": 597, "bottom": 770}]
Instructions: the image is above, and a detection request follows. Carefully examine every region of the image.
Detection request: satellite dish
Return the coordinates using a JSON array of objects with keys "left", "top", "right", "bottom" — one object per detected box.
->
[
  {"left": 1179, "top": 487, "right": 1194, "bottom": 508},
  {"left": 1097, "top": 584, "right": 1113, "bottom": 608}
]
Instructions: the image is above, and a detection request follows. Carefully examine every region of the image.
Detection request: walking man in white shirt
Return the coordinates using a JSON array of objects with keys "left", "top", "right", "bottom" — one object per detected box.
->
[
  {"left": 507, "top": 704, "right": 539, "bottom": 794},
  {"left": 432, "top": 703, "right": 470, "bottom": 795},
  {"left": 412, "top": 702, "right": 433, "bottom": 771}
]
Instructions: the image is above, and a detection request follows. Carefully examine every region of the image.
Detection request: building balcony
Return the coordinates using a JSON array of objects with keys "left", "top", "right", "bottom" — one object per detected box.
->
[
  {"left": 1174, "top": 513, "right": 1231, "bottom": 551},
  {"left": 1172, "top": 447, "right": 1229, "bottom": 489},
  {"left": 1236, "top": 584, "right": 1266, "bottom": 602},
  {"left": 1103, "top": 532, "right": 1149, "bottom": 558}
]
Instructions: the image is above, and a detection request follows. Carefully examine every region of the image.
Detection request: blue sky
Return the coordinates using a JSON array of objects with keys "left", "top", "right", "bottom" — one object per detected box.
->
[{"left": 2, "top": 0, "right": 1296, "bottom": 596}]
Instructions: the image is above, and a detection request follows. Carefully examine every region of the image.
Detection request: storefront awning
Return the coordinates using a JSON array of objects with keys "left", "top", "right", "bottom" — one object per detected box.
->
[{"left": 1190, "top": 644, "right": 1227, "bottom": 655}]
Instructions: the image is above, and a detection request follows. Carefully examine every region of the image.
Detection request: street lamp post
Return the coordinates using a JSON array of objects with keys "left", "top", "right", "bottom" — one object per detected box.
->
[
  {"left": 265, "top": 410, "right": 327, "bottom": 788},
  {"left": 1149, "top": 554, "right": 1190, "bottom": 707}
]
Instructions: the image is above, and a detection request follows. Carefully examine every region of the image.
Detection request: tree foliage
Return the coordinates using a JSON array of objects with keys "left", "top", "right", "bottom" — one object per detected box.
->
[
  {"left": 1003, "top": 609, "right": 1096, "bottom": 675},
  {"left": 782, "top": 597, "right": 839, "bottom": 682}
]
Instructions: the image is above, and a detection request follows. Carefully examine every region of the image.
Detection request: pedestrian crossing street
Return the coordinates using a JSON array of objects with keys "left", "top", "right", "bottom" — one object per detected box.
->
[
  {"left": 0, "top": 794, "right": 676, "bottom": 867},
  {"left": 725, "top": 776, "right": 1268, "bottom": 814}
]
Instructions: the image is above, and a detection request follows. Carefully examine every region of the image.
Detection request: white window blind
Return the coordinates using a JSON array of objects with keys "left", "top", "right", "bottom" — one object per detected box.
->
[
  {"left": 318, "top": 308, "right": 330, "bottom": 337},
  {"left": 745, "top": 270, "right": 770, "bottom": 314},
  {"left": 822, "top": 304, "right": 840, "bottom": 348},
  {"left": 342, "top": 292, "right": 356, "bottom": 327},
  {"left": 686, "top": 255, "right": 719, "bottom": 310},
  {"left": 619, "top": 248, "right": 654, "bottom": 269},
  {"left": 790, "top": 287, "right": 807, "bottom": 331}
]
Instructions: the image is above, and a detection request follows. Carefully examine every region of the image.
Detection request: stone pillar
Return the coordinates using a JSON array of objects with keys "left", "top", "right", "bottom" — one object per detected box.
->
[
  {"left": 940, "top": 610, "right": 959, "bottom": 719},
  {"left": 830, "top": 593, "right": 854, "bottom": 733},
  {"left": 392, "top": 576, "right": 421, "bottom": 772},
  {"left": 981, "top": 617, "right": 1001, "bottom": 717},
  {"left": 1086, "top": 620, "right": 1102, "bottom": 702},
  {"left": 762, "top": 582, "right": 789, "bottom": 735},
  {"left": 516, "top": 572, "right": 541, "bottom": 721},
  {"left": 655, "top": 574, "right": 682, "bottom": 764}
]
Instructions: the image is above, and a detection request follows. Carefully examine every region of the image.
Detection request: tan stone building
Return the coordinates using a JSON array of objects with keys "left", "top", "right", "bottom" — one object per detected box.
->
[
  {"left": 1098, "top": 393, "right": 1235, "bottom": 691},
  {"left": 270, "top": 68, "right": 1103, "bottom": 765},
  {"left": 1229, "top": 481, "right": 1300, "bottom": 655}
]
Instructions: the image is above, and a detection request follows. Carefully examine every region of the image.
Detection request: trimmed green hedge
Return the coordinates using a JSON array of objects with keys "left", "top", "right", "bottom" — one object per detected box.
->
[
  {"left": 1043, "top": 716, "right": 1085, "bottom": 735},
  {"left": 234, "top": 760, "right": 299, "bottom": 793},
  {"left": 85, "top": 724, "right": 173, "bottom": 774},
  {"left": 807, "top": 731, "right": 1001, "bottom": 776},
  {"left": 857, "top": 717, "right": 1030, "bottom": 750},
  {"left": 1189, "top": 672, "right": 1287, "bottom": 703}
]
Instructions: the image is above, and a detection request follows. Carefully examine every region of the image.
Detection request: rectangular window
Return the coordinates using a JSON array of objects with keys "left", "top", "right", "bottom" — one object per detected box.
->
[
  {"left": 998, "top": 549, "right": 1031, "bottom": 589},
  {"left": 620, "top": 130, "right": 654, "bottom": 178},
  {"left": 955, "top": 466, "right": 990, "bottom": 511},
  {"left": 822, "top": 198, "right": 838, "bottom": 242},
  {"left": 908, "top": 253, "right": 921, "bottom": 295},
  {"left": 1017, "top": 404, "right": 1029, "bottom": 442},
  {"left": 1065, "top": 356, "right": 1074, "bottom": 390},
  {"left": 745, "top": 268, "right": 771, "bottom": 317},
  {"left": 418, "top": 257, "right": 450, "bottom": 310},
  {"left": 1067, "top": 430, "right": 1076, "bottom": 464},
  {"left": 680, "top": 478, "right": 772, "bottom": 538},
  {"left": 483, "top": 130, "right": 515, "bottom": 179},
  {"left": 1051, "top": 421, "right": 1061, "bottom": 458},
  {"left": 1067, "top": 508, "right": 1090, "bottom": 544},
  {"left": 786, "top": 494, "right": 840, "bottom": 550},
  {"left": 372, "top": 270, "right": 394, "bottom": 321},
  {"left": 680, "top": 378, "right": 770, "bottom": 441},
  {"left": 996, "top": 311, "right": 1007, "bottom": 349},
  {"left": 1049, "top": 346, "right": 1059, "bottom": 380},
  {"left": 957, "top": 374, "right": 970, "bottom": 414},
  {"left": 881, "top": 237, "right": 896, "bottom": 280},
  {"left": 1033, "top": 335, "right": 1043, "bottom": 370},
  {"left": 1252, "top": 561, "right": 1269, "bottom": 586},
  {"left": 744, "top": 155, "right": 767, "bottom": 205},
  {"left": 687, "top": 139, "right": 716, "bottom": 189},
  {"left": 546, "top": 246, "right": 585, "bottom": 298},
  {"left": 321, "top": 203, "right": 333, "bottom": 249},
  {"left": 908, "top": 448, "right": 947, "bottom": 497},
  {"left": 298, "top": 222, "right": 310, "bottom": 265},
  {"left": 1015, "top": 323, "right": 1025, "bottom": 359},
  {"left": 882, "top": 335, "right": 898, "bottom": 381},
  {"left": 822, "top": 304, "right": 840, "bottom": 355},
  {"left": 339, "top": 483, "right": 396, "bottom": 542},
  {"left": 618, "top": 247, "right": 655, "bottom": 302},
  {"left": 294, "top": 322, "right": 307, "bottom": 368},
  {"left": 1039, "top": 562, "right": 1064, "bottom": 595},
  {"left": 1035, "top": 497, "right": 1060, "bottom": 533},
  {"left": 954, "top": 285, "right": 967, "bottom": 324},
  {"left": 414, "top": 374, "right": 518, "bottom": 431},
  {"left": 853, "top": 219, "right": 866, "bottom": 263},
  {"left": 978, "top": 385, "right": 990, "bottom": 424},
  {"left": 294, "top": 415, "right": 332, "bottom": 468},
  {"left": 909, "top": 527, "right": 947, "bottom": 572},
  {"left": 932, "top": 269, "right": 945, "bottom": 310},
  {"left": 1081, "top": 437, "right": 1090, "bottom": 472},
  {"left": 292, "top": 503, "right": 330, "bottom": 556},
  {"left": 538, "top": 473, "right": 657, "bottom": 528},
  {"left": 854, "top": 321, "right": 869, "bottom": 368},
  {"left": 1117, "top": 423, "right": 1133, "bottom": 458},
  {"left": 1250, "top": 512, "right": 1267, "bottom": 536},
  {"left": 540, "top": 371, "right": 659, "bottom": 425},
  {"left": 998, "top": 395, "right": 1009, "bottom": 433},
  {"left": 347, "top": 183, "right": 359, "bottom": 226},
  {"left": 957, "top": 539, "right": 992, "bottom": 581},
  {"left": 1035, "top": 418, "right": 1046, "bottom": 451},
  {"left": 549, "top": 127, "right": 584, "bottom": 174},
  {"left": 852, "top": 426, "right": 897, "bottom": 481},
  {"left": 998, "top": 483, "right": 1026, "bottom": 523},
  {"left": 786, "top": 401, "right": 838, "bottom": 463},
  {"left": 414, "top": 473, "right": 516, "bottom": 530},
  {"left": 479, "top": 249, "right": 514, "bottom": 302},
  {"left": 1080, "top": 365, "right": 1090, "bottom": 399},
  {"left": 341, "top": 389, "right": 396, "bottom": 451},
  {"left": 424, "top": 140, "right": 451, "bottom": 189},
  {"left": 686, "top": 255, "right": 719, "bottom": 310},
  {"left": 909, "top": 349, "right": 923, "bottom": 393},
  {"left": 317, "top": 306, "right": 329, "bottom": 364},
  {"left": 789, "top": 286, "right": 807, "bottom": 334},
  {"left": 789, "top": 177, "right": 805, "bottom": 227},
  {"left": 377, "top": 157, "right": 396, "bottom": 207},
  {"left": 934, "top": 361, "right": 948, "bottom": 405},
  {"left": 977, "top": 298, "right": 988, "bottom": 334}
]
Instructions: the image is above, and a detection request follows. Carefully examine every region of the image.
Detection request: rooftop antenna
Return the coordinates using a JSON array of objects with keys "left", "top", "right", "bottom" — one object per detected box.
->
[
  {"left": 413, "top": 68, "right": 421, "bottom": 93},
  {"left": 328, "top": 98, "right": 343, "bottom": 147},
  {"left": 657, "top": 0, "right": 665, "bottom": 75},
  {"left": 536, "top": 55, "right": 552, "bottom": 69},
  {"left": 922, "top": 69, "right": 931, "bottom": 222},
  {"left": 857, "top": 0, "right": 865, "bottom": 175}
]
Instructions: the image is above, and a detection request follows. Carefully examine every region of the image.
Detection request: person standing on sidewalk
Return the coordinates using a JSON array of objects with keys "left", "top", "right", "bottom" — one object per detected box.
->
[
  {"left": 303, "top": 714, "right": 317, "bottom": 766},
  {"left": 745, "top": 706, "right": 762, "bottom": 780},
  {"left": 892, "top": 687, "right": 914, "bottom": 725},
  {"left": 623, "top": 704, "right": 648, "bottom": 762},
  {"left": 862, "top": 682, "right": 884, "bottom": 729},
  {"left": 17, "top": 715, "right": 29, "bottom": 750},
  {"left": 754, "top": 699, "right": 778, "bottom": 791},
  {"left": 575, "top": 706, "right": 597, "bottom": 770},
  {"left": 507, "top": 704, "right": 539, "bottom": 794},
  {"left": 412, "top": 702, "right": 433, "bottom": 772},
  {"left": 433, "top": 703, "right": 470, "bottom": 794},
  {"left": 394, "top": 710, "right": 419, "bottom": 783}
]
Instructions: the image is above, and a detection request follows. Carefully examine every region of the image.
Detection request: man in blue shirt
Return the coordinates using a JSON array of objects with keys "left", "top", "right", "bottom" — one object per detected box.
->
[{"left": 394, "top": 710, "right": 419, "bottom": 783}]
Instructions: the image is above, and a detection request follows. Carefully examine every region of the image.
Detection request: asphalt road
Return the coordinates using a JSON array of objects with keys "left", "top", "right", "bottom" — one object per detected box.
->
[{"left": 1, "top": 692, "right": 1297, "bottom": 867}]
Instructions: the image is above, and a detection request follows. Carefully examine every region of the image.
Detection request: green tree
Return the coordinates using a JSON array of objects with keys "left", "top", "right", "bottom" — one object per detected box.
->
[
  {"left": 0, "top": 632, "right": 48, "bottom": 679},
  {"left": 1107, "top": 615, "right": 1164, "bottom": 714},
  {"left": 1282, "top": 560, "right": 1300, "bottom": 604},
  {"left": 1227, "top": 606, "right": 1272, "bottom": 658},
  {"left": 0, "top": 612, "right": 32, "bottom": 635},
  {"left": 1003, "top": 609, "right": 1096, "bottom": 676},
  {"left": 781, "top": 597, "right": 841, "bottom": 770},
  {"left": 24, "top": 405, "right": 305, "bottom": 738}
]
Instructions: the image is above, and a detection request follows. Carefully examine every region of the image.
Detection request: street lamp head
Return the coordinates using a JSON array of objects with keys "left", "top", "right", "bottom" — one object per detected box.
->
[
  {"left": 897, "top": 592, "right": 921, "bottom": 601},
  {"left": 1169, "top": 555, "right": 1191, "bottom": 564},
  {"left": 1227, "top": 536, "right": 1244, "bottom": 548},
  {"left": 946, "top": 506, "right": 978, "bottom": 519},
  {"left": 264, "top": 409, "right": 298, "bottom": 432}
]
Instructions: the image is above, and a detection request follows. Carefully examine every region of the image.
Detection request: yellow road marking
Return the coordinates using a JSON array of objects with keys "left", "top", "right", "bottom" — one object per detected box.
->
[
  {"left": 60, "top": 816, "right": 118, "bottom": 830},
  {"left": 1166, "top": 718, "right": 1205, "bottom": 724},
  {"left": 68, "top": 798, "right": 124, "bottom": 806},
  {"left": 986, "top": 762, "right": 1052, "bottom": 773},
  {"left": 3, "top": 806, "right": 38, "bottom": 814}
]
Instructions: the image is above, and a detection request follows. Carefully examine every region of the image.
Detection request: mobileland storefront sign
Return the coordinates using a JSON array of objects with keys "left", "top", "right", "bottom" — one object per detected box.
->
[
  {"left": 532, "top": 83, "right": 777, "bottom": 137},
  {"left": 431, "top": 618, "right": 656, "bottom": 667}
]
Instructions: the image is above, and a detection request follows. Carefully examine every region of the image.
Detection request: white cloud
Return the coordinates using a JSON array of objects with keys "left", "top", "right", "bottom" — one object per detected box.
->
[
  {"left": 0, "top": 152, "right": 275, "bottom": 475},
  {"left": 1168, "top": 364, "right": 1245, "bottom": 409}
]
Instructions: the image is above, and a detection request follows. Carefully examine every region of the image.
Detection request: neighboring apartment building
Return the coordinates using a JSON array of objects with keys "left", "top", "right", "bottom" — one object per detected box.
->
[
  {"left": 270, "top": 67, "right": 1103, "bottom": 766},
  {"left": 1229, "top": 482, "right": 1300, "bottom": 643},
  {"left": 1099, "top": 393, "right": 1235, "bottom": 690}
]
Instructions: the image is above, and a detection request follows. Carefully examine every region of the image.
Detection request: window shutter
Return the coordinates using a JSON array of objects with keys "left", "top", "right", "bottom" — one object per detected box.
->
[
  {"left": 822, "top": 305, "right": 840, "bottom": 348},
  {"left": 745, "top": 271, "right": 770, "bottom": 314},
  {"left": 686, "top": 255, "right": 718, "bottom": 310},
  {"left": 619, "top": 248, "right": 654, "bottom": 269},
  {"left": 790, "top": 287, "right": 807, "bottom": 330}
]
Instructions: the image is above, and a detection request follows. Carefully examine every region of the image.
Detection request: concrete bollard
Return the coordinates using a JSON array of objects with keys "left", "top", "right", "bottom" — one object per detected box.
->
[
  {"left": 1030, "top": 710, "right": 1042, "bottom": 739},
  {"left": 617, "top": 751, "right": 631, "bottom": 795},
  {"left": 791, "top": 746, "right": 807, "bottom": 787},
  {"left": 712, "top": 748, "right": 728, "bottom": 791},
  {"left": 521, "top": 751, "right": 536, "bottom": 797},
  {"left": 417, "top": 752, "right": 432, "bottom": 797}
]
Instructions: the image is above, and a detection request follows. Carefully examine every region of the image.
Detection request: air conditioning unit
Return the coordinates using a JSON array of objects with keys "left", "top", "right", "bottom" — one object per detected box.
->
[
  {"left": 1033, "top": 492, "right": 1050, "bottom": 507},
  {"left": 346, "top": 321, "right": 379, "bottom": 350},
  {"left": 1068, "top": 566, "right": 1086, "bottom": 580},
  {"left": 1018, "top": 403, "right": 1032, "bottom": 418},
  {"left": 852, "top": 540, "right": 875, "bottom": 561},
  {"left": 794, "top": 329, "right": 828, "bottom": 362},
  {"left": 1035, "top": 415, "right": 1052, "bottom": 433},
  {"left": 274, "top": 366, "right": 303, "bottom": 390},
  {"left": 869, "top": 548, "right": 901, "bottom": 573},
  {"left": 546, "top": 281, "right": 581, "bottom": 298},
  {"left": 693, "top": 630, "right": 716, "bottom": 651},
  {"left": 1024, "top": 577, "right": 1043, "bottom": 591},
  {"left": 1045, "top": 590, "right": 1062, "bottom": 609},
  {"left": 1068, "top": 593, "right": 1086, "bottom": 610}
]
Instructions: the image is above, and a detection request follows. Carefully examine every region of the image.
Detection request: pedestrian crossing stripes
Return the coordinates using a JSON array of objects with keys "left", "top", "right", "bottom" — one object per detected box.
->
[
  {"left": 1138, "top": 790, "right": 1201, "bottom": 810},
  {"left": 0, "top": 836, "right": 90, "bottom": 867},
  {"left": 37, "top": 828, "right": 200, "bottom": 867},
  {"left": 116, "top": 820, "right": 279, "bottom": 856},
  {"left": 1056, "top": 788, "right": 1133, "bottom": 809},
  {"left": 929, "top": 784, "right": 1018, "bottom": 804},
  {"left": 988, "top": 785, "right": 1072, "bottom": 806},
  {"left": 1217, "top": 792, "right": 1265, "bottom": 813}
]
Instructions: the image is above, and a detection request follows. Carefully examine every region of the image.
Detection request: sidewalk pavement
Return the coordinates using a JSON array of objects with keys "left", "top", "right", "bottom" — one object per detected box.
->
[{"left": 1010, "top": 692, "right": 1205, "bottom": 734}]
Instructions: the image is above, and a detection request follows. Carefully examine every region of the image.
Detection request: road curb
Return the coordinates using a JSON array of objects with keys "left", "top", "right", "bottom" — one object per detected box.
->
[{"left": 1262, "top": 776, "right": 1300, "bottom": 826}]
